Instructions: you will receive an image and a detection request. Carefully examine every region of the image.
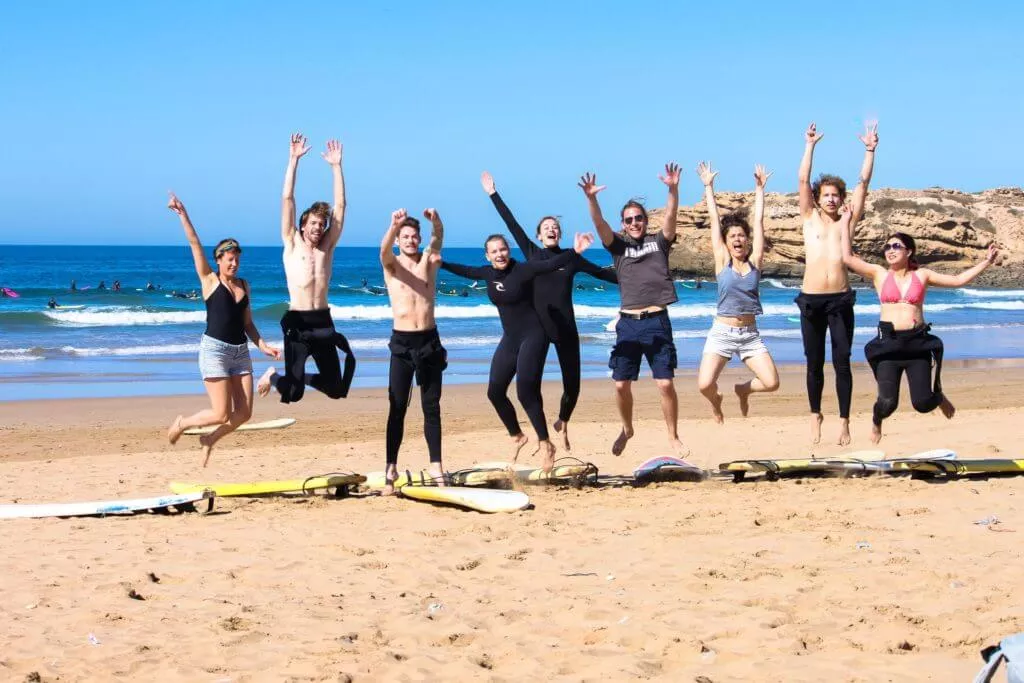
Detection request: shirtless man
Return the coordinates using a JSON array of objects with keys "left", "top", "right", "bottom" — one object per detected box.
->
[
  {"left": 380, "top": 208, "right": 447, "bottom": 494},
  {"left": 258, "top": 133, "right": 355, "bottom": 401},
  {"left": 795, "top": 122, "right": 878, "bottom": 445},
  {"left": 579, "top": 164, "right": 687, "bottom": 458}
]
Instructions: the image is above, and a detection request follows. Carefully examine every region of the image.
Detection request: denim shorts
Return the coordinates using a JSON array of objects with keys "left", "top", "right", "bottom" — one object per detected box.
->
[
  {"left": 702, "top": 321, "right": 769, "bottom": 361},
  {"left": 608, "top": 311, "right": 677, "bottom": 381},
  {"left": 198, "top": 334, "right": 252, "bottom": 380}
]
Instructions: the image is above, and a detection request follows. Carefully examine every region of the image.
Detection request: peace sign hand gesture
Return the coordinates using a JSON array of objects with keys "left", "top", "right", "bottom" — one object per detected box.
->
[
  {"left": 858, "top": 122, "right": 879, "bottom": 151},
  {"left": 753, "top": 164, "right": 773, "bottom": 189},
  {"left": 805, "top": 122, "right": 823, "bottom": 145}
]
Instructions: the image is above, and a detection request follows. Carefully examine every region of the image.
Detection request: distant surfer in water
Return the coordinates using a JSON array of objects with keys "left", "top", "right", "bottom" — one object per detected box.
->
[
  {"left": 696, "top": 162, "right": 779, "bottom": 421},
  {"left": 257, "top": 133, "right": 356, "bottom": 403},
  {"left": 794, "top": 121, "right": 878, "bottom": 445},
  {"left": 165, "top": 193, "right": 280, "bottom": 466},
  {"left": 579, "top": 164, "right": 688, "bottom": 458},
  {"left": 380, "top": 208, "right": 447, "bottom": 494},
  {"left": 70, "top": 280, "right": 77, "bottom": 292},
  {"left": 481, "top": 170, "right": 618, "bottom": 450},
  {"left": 840, "top": 217, "right": 999, "bottom": 443},
  {"left": 47, "top": 297, "right": 58, "bottom": 309}
]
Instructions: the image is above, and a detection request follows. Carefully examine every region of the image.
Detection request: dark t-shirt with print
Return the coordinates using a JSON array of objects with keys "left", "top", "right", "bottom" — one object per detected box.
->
[{"left": 605, "top": 231, "right": 677, "bottom": 309}]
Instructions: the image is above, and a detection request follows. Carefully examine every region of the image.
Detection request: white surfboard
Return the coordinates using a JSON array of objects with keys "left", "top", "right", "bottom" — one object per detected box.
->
[
  {"left": 0, "top": 490, "right": 213, "bottom": 519},
  {"left": 183, "top": 417, "right": 296, "bottom": 436},
  {"left": 400, "top": 485, "right": 530, "bottom": 513}
]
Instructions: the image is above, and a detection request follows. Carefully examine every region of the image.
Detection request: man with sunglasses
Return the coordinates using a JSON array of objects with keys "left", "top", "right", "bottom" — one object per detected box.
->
[
  {"left": 258, "top": 133, "right": 356, "bottom": 403},
  {"left": 579, "top": 164, "right": 687, "bottom": 458},
  {"left": 794, "top": 122, "right": 878, "bottom": 446}
]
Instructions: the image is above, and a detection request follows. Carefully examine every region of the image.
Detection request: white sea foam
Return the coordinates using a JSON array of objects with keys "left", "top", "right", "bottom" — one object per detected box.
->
[
  {"left": 43, "top": 308, "right": 205, "bottom": 326},
  {"left": 960, "top": 288, "right": 1024, "bottom": 299}
]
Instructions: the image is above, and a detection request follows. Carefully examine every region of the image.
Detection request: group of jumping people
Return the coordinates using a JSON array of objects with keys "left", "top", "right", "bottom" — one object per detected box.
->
[{"left": 164, "top": 124, "right": 1000, "bottom": 483}]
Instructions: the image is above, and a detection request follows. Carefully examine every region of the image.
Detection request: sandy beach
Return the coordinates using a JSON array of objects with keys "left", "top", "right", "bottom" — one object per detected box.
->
[{"left": 2, "top": 361, "right": 1023, "bottom": 681}]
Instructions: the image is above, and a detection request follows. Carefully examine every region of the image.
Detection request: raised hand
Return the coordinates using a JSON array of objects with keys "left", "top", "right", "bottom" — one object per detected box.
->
[
  {"left": 289, "top": 133, "right": 311, "bottom": 159},
  {"left": 754, "top": 164, "right": 773, "bottom": 189},
  {"left": 321, "top": 139, "right": 343, "bottom": 166},
  {"left": 659, "top": 162, "right": 682, "bottom": 189},
  {"left": 696, "top": 161, "right": 718, "bottom": 187},
  {"left": 573, "top": 232, "right": 595, "bottom": 254},
  {"left": 167, "top": 192, "right": 186, "bottom": 216},
  {"left": 423, "top": 208, "right": 441, "bottom": 224},
  {"left": 577, "top": 172, "right": 606, "bottom": 198},
  {"left": 858, "top": 122, "right": 879, "bottom": 151},
  {"left": 391, "top": 208, "right": 407, "bottom": 227},
  {"left": 985, "top": 243, "right": 1000, "bottom": 264},
  {"left": 480, "top": 171, "right": 496, "bottom": 195},
  {"left": 805, "top": 122, "right": 823, "bottom": 145}
]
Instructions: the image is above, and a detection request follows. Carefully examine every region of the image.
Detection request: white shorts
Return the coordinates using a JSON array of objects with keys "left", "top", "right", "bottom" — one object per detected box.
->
[{"left": 702, "top": 321, "right": 769, "bottom": 361}]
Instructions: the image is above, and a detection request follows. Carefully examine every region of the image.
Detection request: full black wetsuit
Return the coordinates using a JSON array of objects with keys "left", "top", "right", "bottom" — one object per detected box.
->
[
  {"left": 488, "top": 192, "right": 618, "bottom": 422},
  {"left": 441, "top": 251, "right": 577, "bottom": 441}
]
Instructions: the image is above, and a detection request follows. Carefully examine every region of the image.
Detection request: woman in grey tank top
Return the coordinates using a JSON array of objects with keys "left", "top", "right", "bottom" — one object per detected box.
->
[{"left": 695, "top": 162, "right": 780, "bottom": 423}]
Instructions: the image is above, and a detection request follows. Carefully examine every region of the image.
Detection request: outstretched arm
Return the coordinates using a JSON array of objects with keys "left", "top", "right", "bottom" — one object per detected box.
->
[
  {"left": 423, "top": 208, "right": 444, "bottom": 255},
  {"left": 849, "top": 123, "right": 878, "bottom": 226},
  {"left": 440, "top": 261, "right": 491, "bottom": 280},
  {"left": 576, "top": 255, "right": 619, "bottom": 284},
  {"left": 521, "top": 233, "right": 596, "bottom": 277},
  {"left": 839, "top": 205, "right": 884, "bottom": 281},
  {"left": 380, "top": 209, "right": 405, "bottom": 271},
  {"left": 281, "top": 133, "right": 310, "bottom": 244},
  {"left": 921, "top": 244, "right": 999, "bottom": 287},
  {"left": 798, "top": 122, "right": 823, "bottom": 219},
  {"left": 697, "top": 162, "right": 724, "bottom": 271},
  {"left": 167, "top": 193, "right": 215, "bottom": 284},
  {"left": 659, "top": 162, "right": 681, "bottom": 240},
  {"left": 751, "top": 164, "right": 772, "bottom": 270},
  {"left": 482, "top": 171, "right": 537, "bottom": 258},
  {"left": 578, "top": 172, "right": 615, "bottom": 247},
  {"left": 322, "top": 139, "right": 346, "bottom": 250}
]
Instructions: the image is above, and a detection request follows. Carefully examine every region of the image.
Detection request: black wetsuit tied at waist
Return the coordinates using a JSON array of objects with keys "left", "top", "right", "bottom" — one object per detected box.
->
[
  {"left": 204, "top": 281, "right": 249, "bottom": 345},
  {"left": 864, "top": 322, "right": 944, "bottom": 394},
  {"left": 276, "top": 308, "right": 356, "bottom": 403}
]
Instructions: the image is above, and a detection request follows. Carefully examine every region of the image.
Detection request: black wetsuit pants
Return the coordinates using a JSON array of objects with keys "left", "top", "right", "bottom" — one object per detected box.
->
[
  {"left": 488, "top": 332, "right": 551, "bottom": 441},
  {"left": 552, "top": 333, "right": 581, "bottom": 424},
  {"left": 795, "top": 291, "right": 855, "bottom": 419},
  {"left": 276, "top": 309, "right": 355, "bottom": 403},
  {"left": 871, "top": 356, "right": 943, "bottom": 426},
  {"left": 386, "top": 329, "right": 447, "bottom": 465}
]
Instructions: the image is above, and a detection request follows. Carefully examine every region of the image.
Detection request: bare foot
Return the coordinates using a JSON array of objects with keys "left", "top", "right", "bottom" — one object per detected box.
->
[
  {"left": 553, "top": 419, "right": 571, "bottom": 451},
  {"left": 939, "top": 396, "right": 956, "bottom": 420},
  {"left": 611, "top": 427, "right": 634, "bottom": 456},
  {"left": 257, "top": 366, "right": 277, "bottom": 398},
  {"left": 870, "top": 423, "right": 882, "bottom": 444},
  {"left": 167, "top": 415, "right": 184, "bottom": 445},
  {"left": 836, "top": 419, "right": 851, "bottom": 446},
  {"left": 810, "top": 413, "right": 824, "bottom": 445},
  {"left": 734, "top": 382, "right": 751, "bottom": 418},
  {"left": 200, "top": 435, "right": 214, "bottom": 467},
  {"left": 382, "top": 465, "right": 399, "bottom": 497},
  {"left": 510, "top": 434, "right": 528, "bottom": 463},
  {"left": 427, "top": 462, "right": 446, "bottom": 486},
  {"left": 539, "top": 441, "right": 556, "bottom": 472},
  {"left": 669, "top": 438, "right": 690, "bottom": 459},
  {"left": 709, "top": 393, "right": 724, "bottom": 424}
]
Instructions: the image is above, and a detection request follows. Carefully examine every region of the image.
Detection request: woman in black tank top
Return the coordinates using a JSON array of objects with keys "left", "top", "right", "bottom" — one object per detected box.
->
[{"left": 165, "top": 193, "right": 281, "bottom": 466}]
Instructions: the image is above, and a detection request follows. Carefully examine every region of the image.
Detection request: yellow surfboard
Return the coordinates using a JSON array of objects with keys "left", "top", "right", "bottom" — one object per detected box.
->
[
  {"left": 183, "top": 417, "right": 296, "bottom": 436},
  {"left": 399, "top": 485, "right": 530, "bottom": 513},
  {"left": 169, "top": 473, "right": 364, "bottom": 496},
  {"left": 470, "top": 460, "right": 597, "bottom": 484},
  {"left": 905, "top": 459, "right": 1024, "bottom": 477},
  {"left": 720, "top": 450, "right": 886, "bottom": 481}
]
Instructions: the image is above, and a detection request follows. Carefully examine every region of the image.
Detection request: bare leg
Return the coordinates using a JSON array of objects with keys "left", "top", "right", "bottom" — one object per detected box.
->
[
  {"left": 427, "top": 460, "right": 445, "bottom": 486},
  {"left": 538, "top": 439, "right": 556, "bottom": 472},
  {"left": 655, "top": 378, "right": 686, "bottom": 456},
  {"left": 810, "top": 413, "right": 824, "bottom": 445},
  {"left": 510, "top": 433, "right": 528, "bottom": 463},
  {"left": 169, "top": 379, "right": 231, "bottom": 445},
  {"left": 611, "top": 381, "right": 634, "bottom": 456},
  {"left": 257, "top": 366, "right": 278, "bottom": 398},
  {"left": 736, "top": 352, "right": 780, "bottom": 417},
  {"left": 697, "top": 353, "right": 729, "bottom": 424},
  {"left": 553, "top": 419, "right": 571, "bottom": 451},
  {"left": 382, "top": 463, "right": 398, "bottom": 497},
  {"left": 199, "top": 374, "right": 254, "bottom": 467},
  {"left": 870, "top": 421, "right": 882, "bottom": 444},
  {"left": 939, "top": 395, "right": 956, "bottom": 419},
  {"left": 837, "top": 418, "right": 851, "bottom": 447}
]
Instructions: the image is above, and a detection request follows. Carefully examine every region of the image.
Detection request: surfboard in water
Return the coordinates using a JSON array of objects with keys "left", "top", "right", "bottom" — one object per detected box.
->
[
  {"left": 1, "top": 287, "right": 20, "bottom": 298},
  {"left": 0, "top": 490, "right": 212, "bottom": 519},
  {"left": 183, "top": 417, "right": 296, "bottom": 436},
  {"left": 400, "top": 485, "right": 530, "bottom": 513}
]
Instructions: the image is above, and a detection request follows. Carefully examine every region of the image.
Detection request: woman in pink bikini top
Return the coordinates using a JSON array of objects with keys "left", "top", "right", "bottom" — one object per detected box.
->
[{"left": 841, "top": 226, "right": 998, "bottom": 330}]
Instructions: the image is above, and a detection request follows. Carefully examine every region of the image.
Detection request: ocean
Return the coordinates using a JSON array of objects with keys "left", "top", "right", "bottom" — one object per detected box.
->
[{"left": 1, "top": 245, "right": 1023, "bottom": 401}]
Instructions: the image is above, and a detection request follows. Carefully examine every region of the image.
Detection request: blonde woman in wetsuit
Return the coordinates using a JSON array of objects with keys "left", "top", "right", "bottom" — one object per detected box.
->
[
  {"left": 696, "top": 162, "right": 780, "bottom": 422},
  {"left": 165, "top": 193, "right": 281, "bottom": 466},
  {"left": 841, "top": 218, "right": 998, "bottom": 443}
]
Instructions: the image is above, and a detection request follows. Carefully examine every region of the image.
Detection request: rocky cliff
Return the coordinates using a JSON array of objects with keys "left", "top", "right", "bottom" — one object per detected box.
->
[{"left": 647, "top": 187, "right": 1023, "bottom": 286}]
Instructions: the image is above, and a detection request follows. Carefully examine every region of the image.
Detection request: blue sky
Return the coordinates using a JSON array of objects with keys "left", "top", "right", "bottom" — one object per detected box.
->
[{"left": 0, "top": 1, "right": 1021, "bottom": 246}]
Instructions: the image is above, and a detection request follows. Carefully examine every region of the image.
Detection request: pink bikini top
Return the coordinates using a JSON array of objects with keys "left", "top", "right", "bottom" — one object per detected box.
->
[{"left": 879, "top": 271, "right": 925, "bottom": 305}]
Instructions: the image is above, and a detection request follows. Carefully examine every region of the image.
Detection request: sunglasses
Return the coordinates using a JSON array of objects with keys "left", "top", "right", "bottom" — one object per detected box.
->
[
  {"left": 882, "top": 243, "right": 907, "bottom": 253},
  {"left": 623, "top": 215, "right": 647, "bottom": 225}
]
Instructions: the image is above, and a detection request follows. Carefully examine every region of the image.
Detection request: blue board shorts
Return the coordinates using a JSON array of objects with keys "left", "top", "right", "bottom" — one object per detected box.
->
[{"left": 609, "top": 311, "right": 677, "bottom": 381}]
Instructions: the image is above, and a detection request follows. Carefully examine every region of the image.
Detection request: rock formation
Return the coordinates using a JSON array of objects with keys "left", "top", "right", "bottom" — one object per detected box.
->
[{"left": 646, "top": 187, "right": 1023, "bottom": 286}]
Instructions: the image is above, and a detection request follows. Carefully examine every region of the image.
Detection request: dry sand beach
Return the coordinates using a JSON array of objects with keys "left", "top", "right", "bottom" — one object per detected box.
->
[{"left": 2, "top": 361, "right": 1023, "bottom": 681}]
